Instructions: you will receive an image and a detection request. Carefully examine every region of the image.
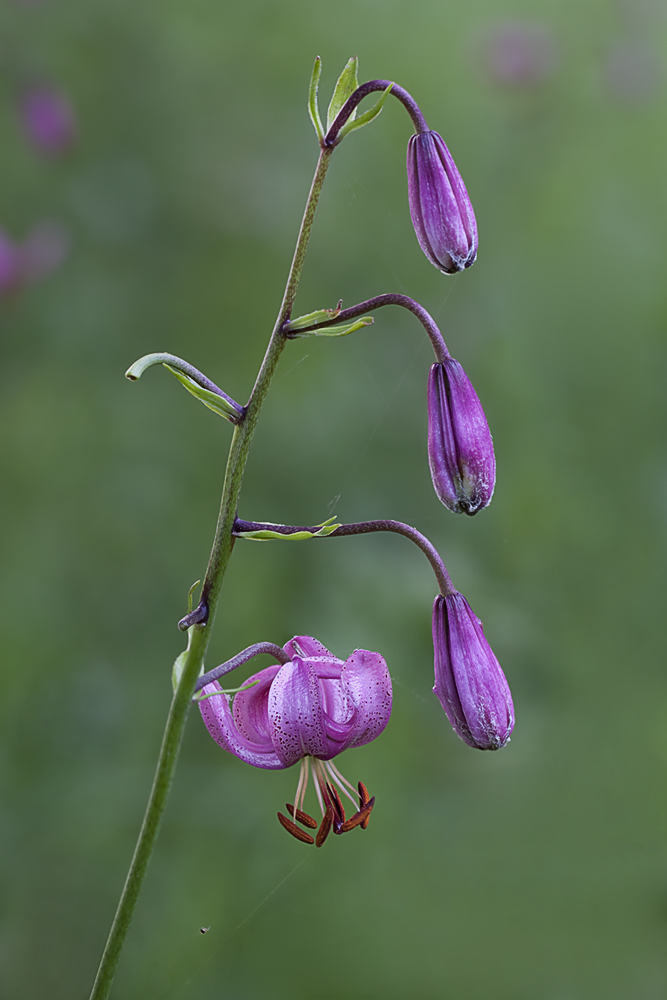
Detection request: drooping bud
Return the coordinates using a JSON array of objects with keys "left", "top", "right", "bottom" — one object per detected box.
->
[
  {"left": 427, "top": 360, "right": 495, "bottom": 515},
  {"left": 432, "top": 593, "right": 514, "bottom": 750},
  {"left": 407, "top": 130, "right": 477, "bottom": 274},
  {"left": 19, "top": 85, "right": 76, "bottom": 156}
]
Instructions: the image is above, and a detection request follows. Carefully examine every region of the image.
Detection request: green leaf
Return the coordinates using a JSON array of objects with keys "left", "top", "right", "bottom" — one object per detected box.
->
[
  {"left": 337, "top": 83, "right": 393, "bottom": 141},
  {"left": 236, "top": 517, "right": 340, "bottom": 541},
  {"left": 171, "top": 651, "right": 188, "bottom": 694},
  {"left": 288, "top": 317, "right": 373, "bottom": 339},
  {"left": 326, "top": 56, "right": 359, "bottom": 132},
  {"left": 187, "top": 579, "right": 201, "bottom": 614},
  {"left": 286, "top": 305, "right": 342, "bottom": 331},
  {"left": 125, "top": 352, "right": 243, "bottom": 423},
  {"left": 163, "top": 366, "right": 240, "bottom": 422},
  {"left": 194, "top": 679, "right": 260, "bottom": 702},
  {"left": 308, "top": 56, "right": 324, "bottom": 142}
]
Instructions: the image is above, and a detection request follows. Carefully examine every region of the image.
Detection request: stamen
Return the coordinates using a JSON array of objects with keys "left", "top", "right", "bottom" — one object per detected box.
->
[
  {"left": 358, "top": 781, "right": 371, "bottom": 829},
  {"left": 286, "top": 803, "right": 318, "bottom": 829},
  {"left": 338, "top": 796, "right": 375, "bottom": 834},
  {"left": 277, "top": 812, "right": 315, "bottom": 845},
  {"left": 328, "top": 760, "right": 360, "bottom": 798},
  {"left": 315, "top": 805, "right": 334, "bottom": 848},
  {"left": 293, "top": 758, "right": 309, "bottom": 817},
  {"left": 312, "top": 765, "right": 326, "bottom": 817},
  {"left": 327, "top": 783, "right": 346, "bottom": 833},
  {"left": 324, "top": 760, "right": 359, "bottom": 810}
]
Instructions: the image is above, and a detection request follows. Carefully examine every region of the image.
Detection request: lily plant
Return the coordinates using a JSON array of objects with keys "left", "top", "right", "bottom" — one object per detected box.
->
[{"left": 89, "top": 56, "right": 514, "bottom": 1000}]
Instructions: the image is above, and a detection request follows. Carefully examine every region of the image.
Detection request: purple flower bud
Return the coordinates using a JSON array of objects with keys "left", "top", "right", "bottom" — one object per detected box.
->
[
  {"left": 428, "top": 360, "right": 495, "bottom": 515},
  {"left": 19, "top": 86, "right": 76, "bottom": 156},
  {"left": 432, "top": 593, "right": 514, "bottom": 750},
  {"left": 407, "top": 130, "right": 477, "bottom": 274}
]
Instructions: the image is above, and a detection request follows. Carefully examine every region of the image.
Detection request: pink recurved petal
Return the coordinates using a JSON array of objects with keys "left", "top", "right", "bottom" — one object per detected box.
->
[
  {"left": 232, "top": 664, "right": 281, "bottom": 746},
  {"left": 339, "top": 649, "right": 392, "bottom": 749},
  {"left": 283, "top": 635, "right": 335, "bottom": 659},
  {"left": 268, "top": 658, "right": 329, "bottom": 766},
  {"left": 199, "top": 680, "right": 284, "bottom": 770}
]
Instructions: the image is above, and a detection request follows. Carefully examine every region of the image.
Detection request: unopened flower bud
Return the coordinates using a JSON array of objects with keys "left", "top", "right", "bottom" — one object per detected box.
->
[
  {"left": 407, "top": 130, "right": 477, "bottom": 274},
  {"left": 432, "top": 593, "right": 514, "bottom": 750},
  {"left": 428, "top": 360, "right": 495, "bottom": 515}
]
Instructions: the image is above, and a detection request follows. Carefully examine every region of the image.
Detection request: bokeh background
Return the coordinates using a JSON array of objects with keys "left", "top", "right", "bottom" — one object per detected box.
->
[{"left": 2, "top": 0, "right": 667, "bottom": 997}]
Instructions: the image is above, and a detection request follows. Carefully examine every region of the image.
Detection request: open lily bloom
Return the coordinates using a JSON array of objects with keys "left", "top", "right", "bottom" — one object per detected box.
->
[{"left": 199, "top": 635, "right": 392, "bottom": 846}]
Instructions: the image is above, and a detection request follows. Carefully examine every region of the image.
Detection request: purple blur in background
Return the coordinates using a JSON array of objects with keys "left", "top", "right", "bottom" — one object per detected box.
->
[
  {"left": 0, "top": 232, "right": 19, "bottom": 295},
  {"left": 19, "top": 85, "right": 76, "bottom": 156},
  {"left": 199, "top": 635, "right": 392, "bottom": 769},
  {"left": 0, "top": 223, "right": 69, "bottom": 298},
  {"left": 432, "top": 593, "right": 514, "bottom": 751},
  {"left": 485, "top": 22, "right": 557, "bottom": 85},
  {"left": 18, "top": 222, "right": 70, "bottom": 284},
  {"left": 407, "top": 130, "right": 477, "bottom": 274},
  {"left": 427, "top": 360, "right": 495, "bottom": 516}
]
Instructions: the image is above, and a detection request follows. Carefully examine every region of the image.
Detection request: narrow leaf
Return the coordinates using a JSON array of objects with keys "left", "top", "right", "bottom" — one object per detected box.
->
[
  {"left": 236, "top": 518, "right": 340, "bottom": 542},
  {"left": 172, "top": 652, "right": 188, "bottom": 694},
  {"left": 308, "top": 56, "right": 324, "bottom": 142},
  {"left": 126, "top": 352, "right": 243, "bottom": 422},
  {"left": 194, "top": 679, "right": 260, "bottom": 701},
  {"left": 164, "top": 365, "right": 240, "bottom": 422},
  {"left": 337, "top": 83, "right": 393, "bottom": 141},
  {"left": 286, "top": 305, "right": 342, "bottom": 331},
  {"left": 288, "top": 317, "right": 373, "bottom": 339},
  {"left": 326, "top": 56, "right": 359, "bottom": 131}
]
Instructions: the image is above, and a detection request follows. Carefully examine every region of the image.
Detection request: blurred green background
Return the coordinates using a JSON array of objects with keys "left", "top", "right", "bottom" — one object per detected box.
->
[{"left": 2, "top": 0, "right": 667, "bottom": 997}]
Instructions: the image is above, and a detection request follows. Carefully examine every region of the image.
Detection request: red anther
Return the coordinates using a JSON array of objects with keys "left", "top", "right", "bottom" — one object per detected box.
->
[
  {"left": 339, "top": 796, "right": 375, "bottom": 834},
  {"left": 315, "top": 805, "right": 334, "bottom": 848},
  {"left": 358, "top": 781, "right": 371, "bottom": 829},
  {"left": 286, "top": 803, "right": 318, "bottom": 829},
  {"left": 277, "top": 812, "right": 315, "bottom": 845},
  {"left": 326, "top": 783, "right": 346, "bottom": 833}
]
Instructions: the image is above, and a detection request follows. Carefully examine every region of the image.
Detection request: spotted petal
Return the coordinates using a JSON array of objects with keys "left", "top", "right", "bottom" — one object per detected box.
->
[
  {"left": 268, "top": 658, "right": 330, "bottom": 766},
  {"left": 336, "top": 649, "right": 392, "bottom": 750},
  {"left": 199, "top": 676, "right": 285, "bottom": 770}
]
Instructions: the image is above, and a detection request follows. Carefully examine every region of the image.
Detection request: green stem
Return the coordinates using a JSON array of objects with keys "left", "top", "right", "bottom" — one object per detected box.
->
[{"left": 88, "top": 145, "right": 333, "bottom": 1000}]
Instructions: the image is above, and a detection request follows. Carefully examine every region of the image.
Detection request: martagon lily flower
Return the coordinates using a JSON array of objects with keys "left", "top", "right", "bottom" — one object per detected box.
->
[{"left": 198, "top": 636, "right": 392, "bottom": 846}]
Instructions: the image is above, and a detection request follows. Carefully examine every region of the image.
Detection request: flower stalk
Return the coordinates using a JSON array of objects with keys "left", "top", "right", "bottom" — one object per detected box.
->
[
  {"left": 233, "top": 517, "right": 455, "bottom": 596},
  {"left": 324, "top": 79, "right": 429, "bottom": 145},
  {"left": 89, "top": 145, "right": 334, "bottom": 1000},
  {"left": 284, "top": 292, "right": 450, "bottom": 363}
]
